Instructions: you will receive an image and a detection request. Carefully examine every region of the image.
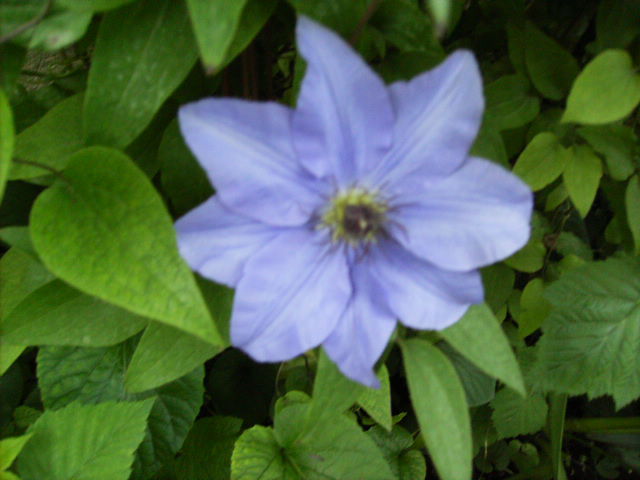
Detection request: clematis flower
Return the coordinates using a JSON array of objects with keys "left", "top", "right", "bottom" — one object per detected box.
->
[{"left": 175, "top": 16, "right": 532, "bottom": 387}]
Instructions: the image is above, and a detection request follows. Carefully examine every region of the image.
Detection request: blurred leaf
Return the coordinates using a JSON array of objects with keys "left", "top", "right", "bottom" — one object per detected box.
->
[
  {"left": 125, "top": 323, "right": 219, "bottom": 393},
  {"left": 401, "top": 338, "right": 471, "bottom": 480},
  {"left": 17, "top": 400, "right": 154, "bottom": 480},
  {"left": 481, "top": 263, "right": 515, "bottom": 313},
  {"left": 0, "top": 0, "right": 47, "bottom": 42},
  {"left": 37, "top": 342, "right": 204, "bottom": 479},
  {"left": 491, "top": 389, "right": 548, "bottom": 439},
  {"left": 84, "top": 0, "right": 198, "bottom": 148},
  {"left": 594, "top": 0, "right": 640, "bottom": 51},
  {"left": 1, "top": 280, "right": 147, "bottom": 347},
  {"left": 563, "top": 145, "right": 603, "bottom": 217},
  {"left": 185, "top": 0, "right": 247, "bottom": 72},
  {"left": 357, "top": 365, "right": 392, "bottom": 431},
  {"left": 0, "top": 433, "right": 32, "bottom": 471},
  {"left": 523, "top": 22, "right": 579, "bottom": 100},
  {"left": 563, "top": 50, "right": 640, "bottom": 125},
  {"left": 10, "top": 93, "right": 83, "bottom": 180},
  {"left": 286, "top": 0, "right": 369, "bottom": 36},
  {"left": 159, "top": 120, "right": 213, "bottom": 217},
  {"left": 367, "top": 425, "right": 426, "bottom": 480},
  {"left": 577, "top": 125, "right": 636, "bottom": 181},
  {"left": 441, "top": 342, "right": 496, "bottom": 407},
  {"left": 513, "top": 132, "right": 568, "bottom": 191},
  {"left": 29, "top": 9, "right": 92, "bottom": 50},
  {"left": 537, "top": 257, "right": 640, "bottom": 408},
  {"left": 426, "top": 0, "right": 451, "bottom": 35},
  {"left": 548, "top": 394, "right": 568, "bottom": 480},
  {"left": 0, "top": 44, "right": 26, "bottom": 97},
  {"left": 0, "top": 89, "right": 13, "bottom": 204},
  {"left": 175, "top": 416, "right": 242, "bottom": 480},
  {"left": 505, "top": 238, "right": 546, "bottom": 273},
  {"left": 30, "top": 147, "right": 221, "bottom": 344},
  {"left": 484, "top": 74, "right": 539, "bottom": 131},
  {"left": 442, "top": 303, "right": 525, "bottom": 396},
  {"left": 0, "top": 226, "right": 34, "bottom": 256},
  {"left": 626, "top": 175, "right": 640, "bottom": 254}
]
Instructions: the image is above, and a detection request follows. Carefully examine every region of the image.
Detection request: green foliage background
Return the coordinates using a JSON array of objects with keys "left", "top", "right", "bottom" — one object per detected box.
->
[{"left": 1, "top": 0, "right": 640, "bottom": 479}]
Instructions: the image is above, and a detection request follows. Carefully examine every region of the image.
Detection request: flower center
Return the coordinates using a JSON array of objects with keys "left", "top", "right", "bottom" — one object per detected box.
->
[{"left": 321, "top": 188, "right": 388, "bottom": 245}]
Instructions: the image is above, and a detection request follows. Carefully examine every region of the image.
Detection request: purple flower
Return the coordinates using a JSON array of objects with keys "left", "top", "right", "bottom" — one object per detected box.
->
[{"left": 175, "top": 16, "right": 532, "bottom": 387}]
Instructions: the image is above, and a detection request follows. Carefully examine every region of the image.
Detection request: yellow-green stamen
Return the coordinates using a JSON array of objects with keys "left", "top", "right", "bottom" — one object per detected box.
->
[{"left": 321, "top": 188, "right": 388, "bottom": 245}]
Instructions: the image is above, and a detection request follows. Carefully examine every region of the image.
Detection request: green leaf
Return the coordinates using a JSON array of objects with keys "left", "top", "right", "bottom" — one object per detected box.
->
[
  {"left": 1, "top": 280, "right": 147, "bottom": 347},
  {"left": 125, "top": 322, "right": 219, "bottom": 392},
  {"left": 159, "top": 120, "right": 213, "bottom": 217},
  {"left": 175, "top": 416, "right": 243, "bottom": 480},
  {"left": 400, "top": 338, "right": 471, "bottom": 480},
  {"left": 367, "top": 425, "right": 426, "bottom": 480},
  {"left": 0, "top": 89, "right": 13, "bottom": 204},
  {"left": 537, "top": 257, "right": 640, "bottom": 408},
  {"left": 441, "top": 303, "right": 525, "bottom": 396},
  {"left": 523, "top": 22, "right": 579, "bottom": 100},
  {"left": 563, "top": 50, "right": 640, "bottom": 125},
  {"left": 517, "top": 278, "right": 551, "bottom": 338},
  {"left": 513, "top": 132, "right": 568, "bottom": 191},
  {"left": 37, "top": 342, "right": 204, "bottom": 479},
  {"left": 306, "top": 350, "right": 364, "bottom": 429},
  {"left": 0, "top": 434, "right": 32, "bottom": 470},
  {"left": 17, "top": 399, "right": 154, "bottom": 480},
  {"left": 577, "top": 125, "right": 636, "bottom": 181},
  {"left": 484, "top": 74, "right": 540, "bottom": 131},
  {"left": 357, "top": 365, "right": 392, "bottom": 431},
  {"left": 0, "top": 226, "right": 34, "bottom": 257},
  {"left": 548, "top": 394, "right": 568, "bottom": 480},
  {"left": 0, "top": 0, "right": 46, "bottom": 42},
  {"left": 30, "top": 147, "right": 221, "bottom": 345},
  {"left": 0, "top": 248, "right": 54, "bottom": 374},
  {"left": 626, "top": 175, "right": 640, "bottom": 254},
  {"left": 491, "top": 388, "right": 548, "bottom": 439},
  {"left": 482, "top": 263, "right": 515, "bottom": 313},
  {"left": 441, "top": 342, "right": 496, "bottom": 407},
  {"left": 0, "top": 44, "right": 26, "bottom": 98},
  {"left": 185, "top": 0, "right": 248, "bottom": 72},
  {"left": 56, "top": 0, "right": 136, "bottom": 12},
  {"left": 84, "top": 0, "right": 198, "bottom": 148},
  {"left": 9, "top": 93, "right": 84, "bottom": 180},
  {"left": 29, "top": 10, "right": 92, "bottom": 51},
  {"left": 232, "top": 404, "right": 394, "bottom": 480},
  {"left": 505, "top": 238, "right": 546, "bottom": 273},
  {"left": 563, "top": 145, "right": 603, "bottom": 217}
]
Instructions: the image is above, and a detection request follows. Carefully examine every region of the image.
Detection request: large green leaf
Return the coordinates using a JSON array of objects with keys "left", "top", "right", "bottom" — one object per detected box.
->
[
  {"left": 441, "top": 303, "right": 525, "bottom": 395},
  {"left": 594, "top": 0, "right": 640, "bottom": 51},
  {"left": 0, "top": 0, "right": 46, "bottom": 41},
  {"left": 125, "top": 322, "right": 220, "bottom": 393},
  {"left": 490, "top": 388, "right": 548, "bottom": 439},
  {"left": 562, "top": 145, "right": 602, "bottom": 217},
  {"left": 0, "top": 434, "right": 32, "bottom": 471},
  {"left": 232, "top": 404, "right": 393, "bottom": 480},
  {"left": 366, "top": 425, "right": 426, "bottom": 480},
  {"left": 17, "top": 399, "right": 154, "bottom": 480},
  {"left": 513, "top": 132, "right": 568, "bottom": 191},
  {"left": 30, "top": 147, "right": 222, "bottom": 345},
  {"left": 577, "top": 124, "right": 636, "bottom": 181},
  {"left": 9, "top": 93, "right": 84, "bottom": 180},
  {"left": 536, "top": 257, "right": 640, "bottom": 408},
  {"left": 1, "top": 280, "right": 147, "bottom": 347},
  {"left": 84, "top": 0, "right": 198, "bottom": 148},
  {"left": 563, "top": 50, "right": 640, "bottom": 125},
  {"left": 0, "top": 89, "right": 13, "bottom": 204},
  {"left": 357, "top": 365, "right": 392, "bottom": 431},
  {"left": 400, "top": 338, "right": 471, "bottom": 480},
  {"left": 175, "top": 416, "right": 243, "bottom": 480},
  {"left": 37, "top": 341, "right": 204, "bottom": 479},
  {"left": 523, "top": 22, "right": 579, "bottom": 100},
  {"left": 29, "top": 10, "right": 92, "bottom": 51},
  {"left": 56, "top": 0, "right": 136, "bottom": 11},
  {"left": 185, "top": 0, "right": 248, "bottom": 72}
]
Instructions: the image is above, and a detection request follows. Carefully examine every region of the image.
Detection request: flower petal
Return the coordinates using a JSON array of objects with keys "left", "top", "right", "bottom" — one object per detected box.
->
[
  {"left": 179, "top": 98, "right": 323, "bottom": 226},
  {"left": 392, "top": 157, "right": 533, "bottom": 271},
  {"left": 323, "top": 265, "right": 397, "bottom": 388},
  {"left": 232, "top": 228, "right": 351, "bottom": 362},
  {"left": 292, "top": 16, "right": 394, "bottom": 185},
  {"left": 365, "top": 240, "right": 483, "bottom": 330},
  {"left": 373, "top": 51, "right": 484, "bottom": 190},
  {"left": 175, "top": 197, "right": 280, "bottom": 287}
]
